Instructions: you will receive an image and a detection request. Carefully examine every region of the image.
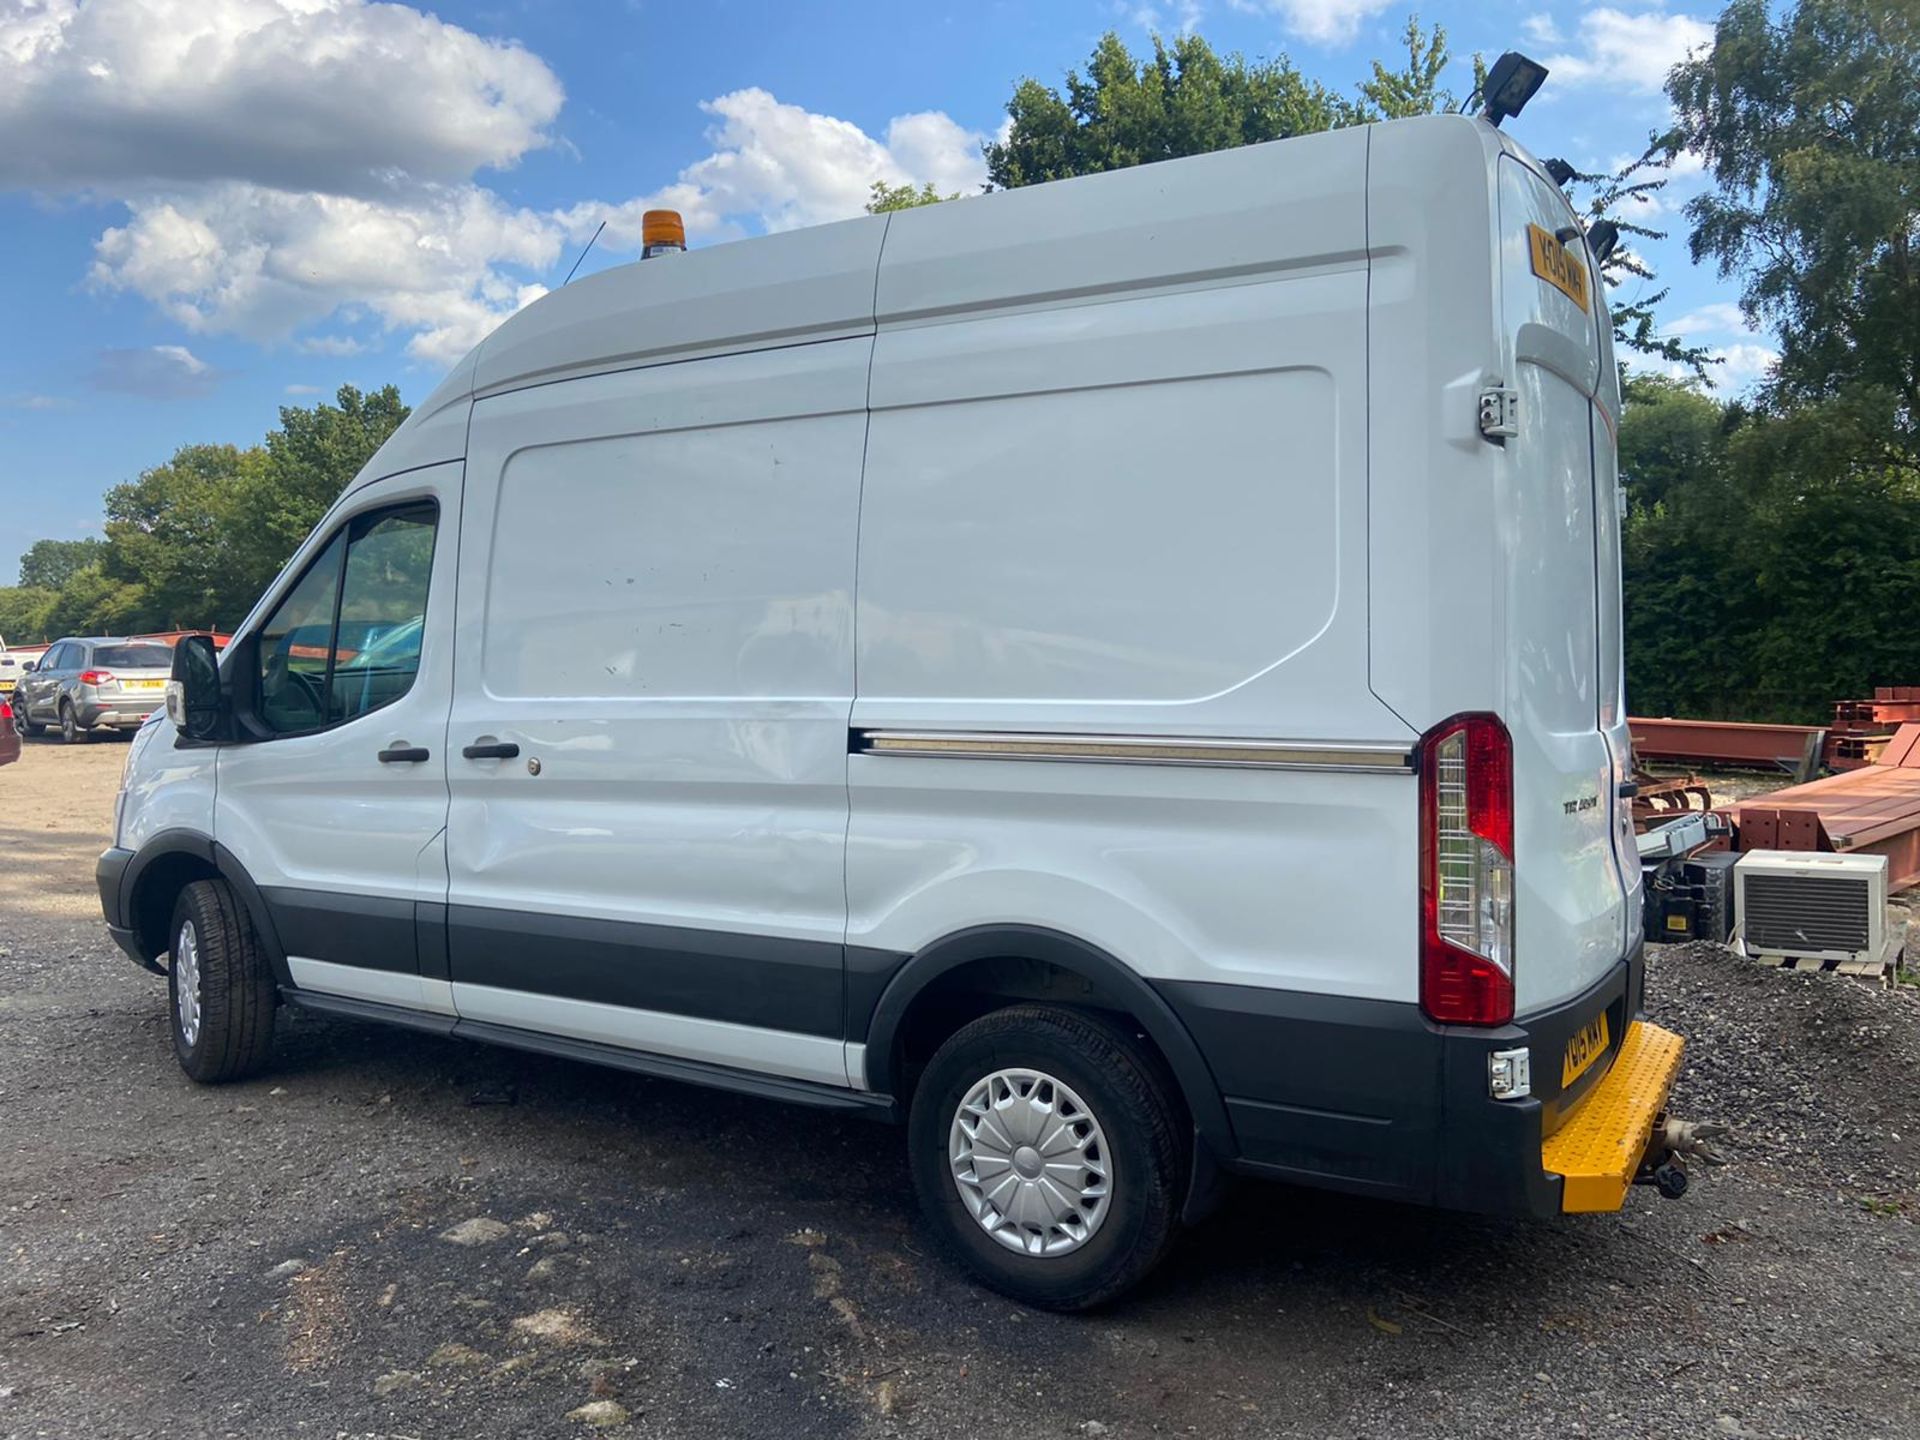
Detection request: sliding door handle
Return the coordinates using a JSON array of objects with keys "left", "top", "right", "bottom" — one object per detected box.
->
[
  {"left": 378, "top": 744, "right": 430, "bottom": 764},
  {"left": 462, "top": 740, "right": 521, "bottom": 761}
]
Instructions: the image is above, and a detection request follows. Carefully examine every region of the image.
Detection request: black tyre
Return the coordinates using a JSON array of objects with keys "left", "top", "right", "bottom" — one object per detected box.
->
[
  {"left": 58, "top": 702, "right": 83, "bottom": 744},
  {"left": 907, "top": 1004, "right": 1187, "bottom": 1310},
  {"left": 11, "top": 700, "right": 38, "bottom": 737},
  {"left": 167, "top": 879, "right": 277, "bottom": 1083}
]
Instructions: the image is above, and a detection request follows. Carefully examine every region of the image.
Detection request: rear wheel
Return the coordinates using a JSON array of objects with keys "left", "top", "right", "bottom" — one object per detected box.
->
[
  {"left": 58, "top": 702, "right": 83, "bottom": 744},
  {"left": 168, "top": 879, "right": 277, "bottom": 1083},
  {"left": 907, "top": 1004, "right": 1187, "bottom": 1310}
]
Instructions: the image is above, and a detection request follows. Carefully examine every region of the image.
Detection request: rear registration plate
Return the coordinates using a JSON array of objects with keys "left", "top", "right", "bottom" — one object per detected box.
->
[
  {"left": 124, "top": 679, "right": 165, "bottom": 691},
  {"left": 1527, "top": 223, "right": 1591, "bottom": 313},
  {"left": 1562, "top": 1011, "right": 1611, "bottom": 1087}
]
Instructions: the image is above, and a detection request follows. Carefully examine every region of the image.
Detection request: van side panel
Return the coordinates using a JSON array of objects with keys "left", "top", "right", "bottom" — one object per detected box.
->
[
  {"left": 442, "top": 340, "right": 868, "bottom": 1084},
  {"left": 850, "top": 128, "right": 1419, "bottom": 1007}
]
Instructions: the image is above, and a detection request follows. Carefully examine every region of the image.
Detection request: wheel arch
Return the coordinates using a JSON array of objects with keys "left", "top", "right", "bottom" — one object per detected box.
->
[
  {"left": 121, "top": 830, "right": 289, "bottom": 984},
  {"left": 859, "top": 924, "right": 1235, "bottom": 1159}
]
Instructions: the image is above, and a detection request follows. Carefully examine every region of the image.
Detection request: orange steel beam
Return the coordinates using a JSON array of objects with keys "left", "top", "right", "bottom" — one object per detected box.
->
[
  {"left": 1629, "top": 717, "right": 1827, "bottom": 780},
  {"left": 1732, "top": 728, "right": 1920, "bottom": 891}
]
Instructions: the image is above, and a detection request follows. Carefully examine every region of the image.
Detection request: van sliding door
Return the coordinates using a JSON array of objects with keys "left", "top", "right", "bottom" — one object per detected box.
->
[{"left": 440, "top": 341, "right": 870, "bottom": 1086}]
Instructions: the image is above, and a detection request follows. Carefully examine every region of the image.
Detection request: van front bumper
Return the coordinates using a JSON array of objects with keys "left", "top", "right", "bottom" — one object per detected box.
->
[
  {"left": 1155, "top": 939, "right": 1676, "bottom": 1219},
  {"left": 96, "top": 845, "right": 160, "bottom": 973}
]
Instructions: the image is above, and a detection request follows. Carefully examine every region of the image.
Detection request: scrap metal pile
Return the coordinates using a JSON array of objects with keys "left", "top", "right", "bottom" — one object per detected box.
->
[{"left": 1629, "top": 706, "right": 1920, "bottom": 985}]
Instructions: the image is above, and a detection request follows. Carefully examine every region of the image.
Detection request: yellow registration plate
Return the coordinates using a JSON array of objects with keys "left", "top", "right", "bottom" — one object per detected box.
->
[
  {"left": 1527, "top": 223, "right": 1590, "bottom": 313},
  {"left": 1562, "top": 1011, "right": 1611, "bottom": 1087},
  {"left": 124, "top": 678, "right": 165, "bottom": 691}
]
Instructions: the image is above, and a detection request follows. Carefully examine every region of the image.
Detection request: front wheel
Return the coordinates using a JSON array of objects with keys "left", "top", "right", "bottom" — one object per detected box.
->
[
  {"left": 168, "top": 879, "right": 277, "bottom": 1083},
  {"left": 11, "top": 700, "right": 38, "bottom": 737},
  {"left": 907, "top": 1004, "right": 1187, "bottom": 1310}
]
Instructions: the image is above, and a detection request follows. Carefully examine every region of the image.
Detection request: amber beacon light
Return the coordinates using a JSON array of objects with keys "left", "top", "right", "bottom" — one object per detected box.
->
[{"left": 641, "top": 209, "right": 687, "bottom": 258}]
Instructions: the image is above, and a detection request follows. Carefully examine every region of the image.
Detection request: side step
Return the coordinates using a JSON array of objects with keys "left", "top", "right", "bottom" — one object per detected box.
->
[{"left": 281, "top": 988, "right": 898, "bottom": 1120}]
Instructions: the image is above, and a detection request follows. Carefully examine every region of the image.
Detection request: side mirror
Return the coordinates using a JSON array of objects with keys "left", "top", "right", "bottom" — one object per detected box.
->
[
  {"left": 20, "top": 661, "right": 34, "bottom": 673},
  {"left": 167, "top": 634, "right": 223, "bottom": 741}
]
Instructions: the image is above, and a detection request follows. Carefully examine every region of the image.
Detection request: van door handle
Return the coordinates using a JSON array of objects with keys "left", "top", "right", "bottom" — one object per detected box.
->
[
  {"left": 462, "top": 740, "right": 520, "bottom": 761},
  {"left": 378, "top": 744, "right": 431, "bottom": 764}
]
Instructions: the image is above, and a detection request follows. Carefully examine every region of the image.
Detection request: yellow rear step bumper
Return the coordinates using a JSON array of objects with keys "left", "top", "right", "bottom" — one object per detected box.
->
[{"left": 1540, "top": 1020, "right": 1685, "bottom": 1213}]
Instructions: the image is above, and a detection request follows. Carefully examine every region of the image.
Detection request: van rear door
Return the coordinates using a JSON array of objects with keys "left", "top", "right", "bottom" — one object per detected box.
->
[{"left": 1496, "top": 155, "right": 1634, "bottom": 1013}]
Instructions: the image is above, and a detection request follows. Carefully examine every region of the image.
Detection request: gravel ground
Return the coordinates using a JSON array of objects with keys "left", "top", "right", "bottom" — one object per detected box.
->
[{"left": 2, "top": 740, "right": 1918, "bottom": 1440}]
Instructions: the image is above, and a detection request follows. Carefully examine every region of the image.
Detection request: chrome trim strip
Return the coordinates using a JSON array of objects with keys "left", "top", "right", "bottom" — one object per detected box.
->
[{"left": 852, "top": 730, "right": 1414, "bottom": 774}]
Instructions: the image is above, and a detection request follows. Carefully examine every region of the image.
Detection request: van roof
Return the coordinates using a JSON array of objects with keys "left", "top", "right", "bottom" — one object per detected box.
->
[
  {"left": 354, "top": 113, "right": 1514, "bottom": 490},
  {"left": 468, "top": 114, "right": 1507, "bottom": 399}
]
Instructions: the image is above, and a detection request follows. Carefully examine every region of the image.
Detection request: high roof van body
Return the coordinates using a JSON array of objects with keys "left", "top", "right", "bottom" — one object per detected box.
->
[{"left": 101, "top": 112, "right": 1685, "bottom": 1307}]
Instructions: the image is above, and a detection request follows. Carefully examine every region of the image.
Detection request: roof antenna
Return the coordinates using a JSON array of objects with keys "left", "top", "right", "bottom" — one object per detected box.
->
[{"left": 563, "top": 219, "right": 607, "bottom": 286}]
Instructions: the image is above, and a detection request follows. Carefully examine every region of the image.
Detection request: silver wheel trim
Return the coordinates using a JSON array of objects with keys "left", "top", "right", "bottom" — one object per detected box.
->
[
  {"left": 174, "top": 920, "right": 203, "bottom": 1048},
  {"left": 949, "top": 1067, "right": 1112, "bottom": 1257}
]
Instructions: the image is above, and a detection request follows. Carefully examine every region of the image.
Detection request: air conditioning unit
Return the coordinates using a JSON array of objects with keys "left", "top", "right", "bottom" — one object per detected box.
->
[{"left": 1734, "top": 851, "right": 1890, "bottom": 965}]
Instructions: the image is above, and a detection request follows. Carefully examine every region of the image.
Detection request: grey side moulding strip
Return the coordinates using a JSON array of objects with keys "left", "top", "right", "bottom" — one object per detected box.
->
[{"left": 851, "top": 729, "right": 1414, "bottom": 774}]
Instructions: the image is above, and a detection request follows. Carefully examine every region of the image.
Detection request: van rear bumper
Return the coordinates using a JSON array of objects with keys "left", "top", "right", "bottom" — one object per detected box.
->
[{"left": 1153, "top": 939, "right": 1652, "bottom": 1219}]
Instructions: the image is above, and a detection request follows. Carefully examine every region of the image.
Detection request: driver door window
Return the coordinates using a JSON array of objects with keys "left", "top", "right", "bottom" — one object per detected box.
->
[{"left": 255, "top": 503, "right": 437, "bottom": 736}]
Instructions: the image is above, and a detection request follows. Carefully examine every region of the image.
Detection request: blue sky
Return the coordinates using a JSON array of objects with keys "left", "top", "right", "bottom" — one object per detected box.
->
[{"left": 0, "top": 0, "right": 1765, "bottom": 581}]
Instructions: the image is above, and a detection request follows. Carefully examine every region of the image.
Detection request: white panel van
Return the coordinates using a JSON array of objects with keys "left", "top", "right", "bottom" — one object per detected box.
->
[{"left": 100, "top": 109, "right": 1690, "bottom": 1309}]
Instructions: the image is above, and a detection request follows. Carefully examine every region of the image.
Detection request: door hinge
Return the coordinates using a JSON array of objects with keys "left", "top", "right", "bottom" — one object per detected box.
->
[{"left": 1478, "top": 385, "right": 1520, "bottom": 443}]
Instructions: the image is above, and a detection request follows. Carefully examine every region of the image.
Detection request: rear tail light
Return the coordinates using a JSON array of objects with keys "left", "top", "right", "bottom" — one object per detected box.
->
[
  {"left": 1419, "top": 713, "right": 1515, "bottom": 1025},
  {"left": 1, "top": 700, "right": 11, "bottom": 720},
  {"left": 79, "top": 669, "right": 115, "bottom": 687}
]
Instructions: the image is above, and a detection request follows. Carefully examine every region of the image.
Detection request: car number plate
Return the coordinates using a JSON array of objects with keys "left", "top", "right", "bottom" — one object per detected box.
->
[
  {"left": 1527, "top": 223, "right": 1591, "bottom": 313},
  {"left": 125, "top": 679, "right": 165, "bottom": 691},
  {"left": 1562, "top": 1011, "right": 1611, "bottom": 1087}
]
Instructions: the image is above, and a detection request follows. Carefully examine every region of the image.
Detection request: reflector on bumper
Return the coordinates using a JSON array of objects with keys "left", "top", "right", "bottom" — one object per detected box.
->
[{"left": 1540, "top": 1020, "right": 1685, "bottom": 1213}]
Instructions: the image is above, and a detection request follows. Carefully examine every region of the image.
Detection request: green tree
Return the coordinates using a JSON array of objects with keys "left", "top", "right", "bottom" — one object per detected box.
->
[
  {"left": 1617, "top": 373, "right": 1735, "bottom": 511},
  {"left": 1668, "top": 0, "right": 1920, "bottom": 470},
  {"left": 225, "top": 384, "right": 410, "bottom": 605},
  {"left": 1357, "top": 16, "right": 1472, "bottom": 120},
  {"left": 17, "top": 537, "right": 105, "bottom": 591},
  {"left": 987, "top": 25, "right": 1694, "bottom": 368},
  {"left": 99, "top": 443, "right": 260, "bottom": 630},
  {"left": 866, "top": 180, "right": 956, "bottom": 213},
  {"left": 984, "top": 31, "right": 1362, "bottom": 189},
  {"left": 0, "top": 585, "right": 57, "bottom": 645}
]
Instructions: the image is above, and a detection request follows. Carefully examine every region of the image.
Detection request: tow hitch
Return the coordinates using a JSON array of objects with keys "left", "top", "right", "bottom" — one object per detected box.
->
[{"left": 1635, "top": 1117, "right": 1727, "bottom": 1200}]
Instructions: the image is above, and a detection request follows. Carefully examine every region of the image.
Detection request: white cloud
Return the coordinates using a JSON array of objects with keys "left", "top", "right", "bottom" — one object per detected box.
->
[
  {"left": 1521, "top": 13, "right": 1562, "bottom": 46},
  {"left": 554, "top": 90, "right": 987, "bottom": 248},
  {"left": 1237, "top": 0, "right": 1394, "bottom": 45},
  {"left": 1545, "top": 9, "right": 1715, "bottom": 93},
  {"left": 87, "top": 180, "right": 562, "bottom": 363},
  {"left": 297, "top": 334, "right": 369, "bottom": 357},
  {"left": 1707, "top": 342, "right": 1779, "bottom": 392},
  {"left": 0, "top": 0, "right": 563, "bottom": 194},
  {"left": 11, "top": 4, "right": 987, "bottom": 368},
  {"left": 2, "top": 393, "right": 71, "bottom": 411},
  {"left": 88, "top": 344, "right": 221, "bottom": 399},
  {"left": 1658, "top": 303, "right": 1778, "bottom": 394},
  {"left": 1670, "top": 301, "right": 1752, "bottom": 337},
  {"left": 1123, "top": 0, "right": 1204, "bottom": 35},
  {"left": 283, "top": 384, "right": 323, "bottom": 395}
]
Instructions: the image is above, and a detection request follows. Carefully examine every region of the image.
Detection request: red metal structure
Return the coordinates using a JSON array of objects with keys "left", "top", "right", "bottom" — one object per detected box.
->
[
  {"left": 1825, "top": 688, "right": 1920, "bottom": 771},
  {"left": 1732, "top": 723, "right": 1920, "bottom": 892},
  {"left": 1628, "top": 717, "right": 1827, "bottom": 782}
]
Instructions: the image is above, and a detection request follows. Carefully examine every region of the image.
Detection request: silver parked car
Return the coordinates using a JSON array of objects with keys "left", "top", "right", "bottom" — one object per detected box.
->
[{"left": 12, "top": 637, "right": 174, "bottom": 742}]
